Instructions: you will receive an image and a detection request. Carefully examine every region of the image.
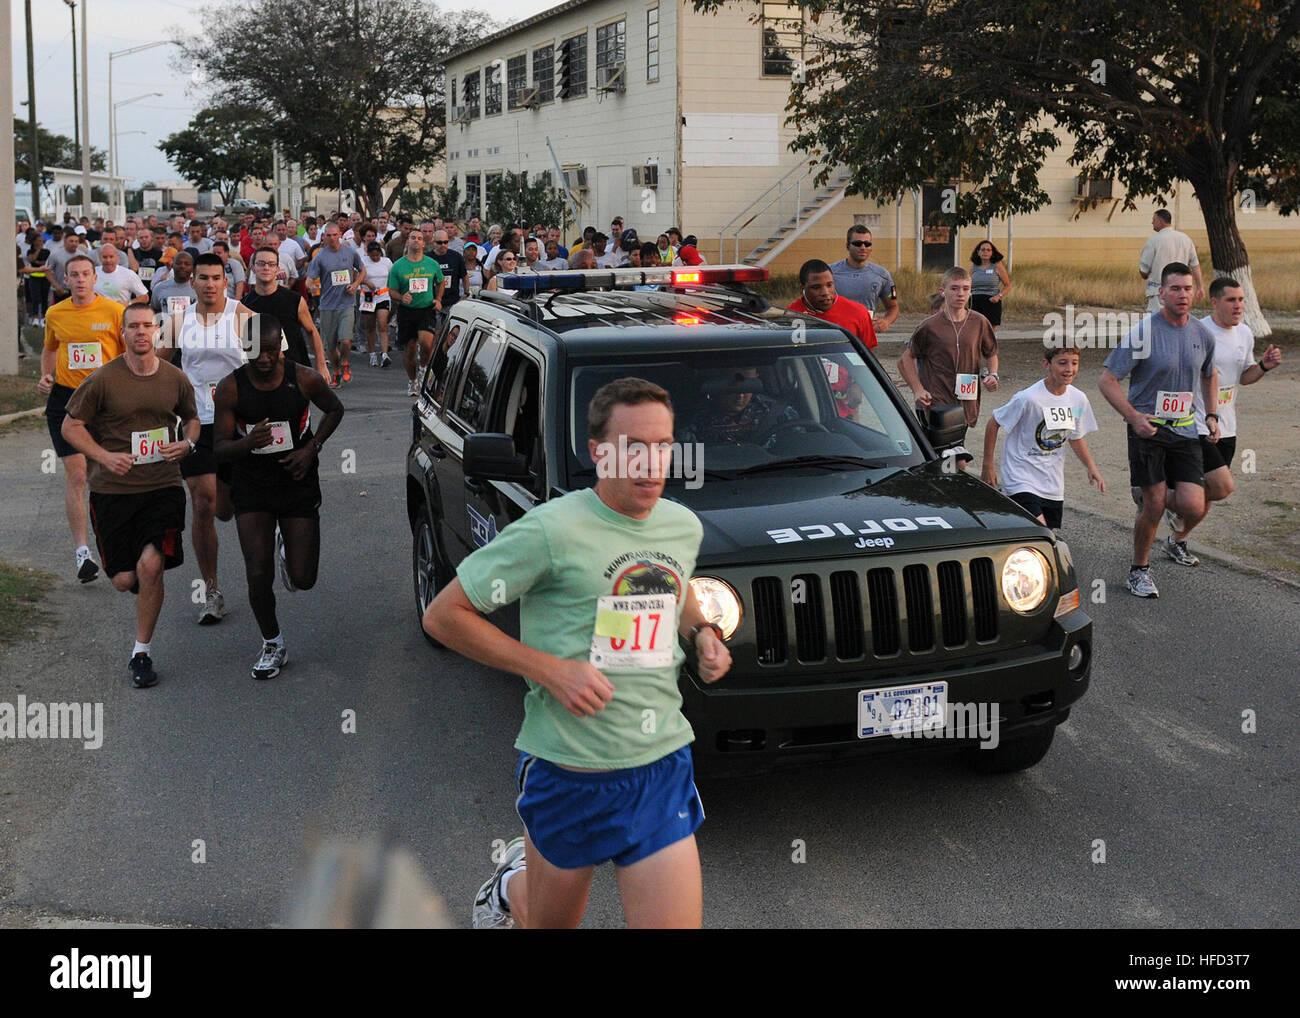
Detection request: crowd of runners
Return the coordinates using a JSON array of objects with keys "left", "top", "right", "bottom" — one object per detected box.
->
[{"left": 15, "top": 201, "right": 1283, "bottom": 928}]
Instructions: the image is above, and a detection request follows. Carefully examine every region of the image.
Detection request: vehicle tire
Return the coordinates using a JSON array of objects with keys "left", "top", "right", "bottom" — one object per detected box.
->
[
  {"left": 966, "top": 725, "right": 1055, "bottom": 774},
  {"left": 413, "top": 509, "right": 450, "bottom": 649}
]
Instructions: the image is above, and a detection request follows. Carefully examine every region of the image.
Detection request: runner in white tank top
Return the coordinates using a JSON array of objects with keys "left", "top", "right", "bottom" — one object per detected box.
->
[{"left": 171, "top": 253, "right": 258, "bottom": 627}]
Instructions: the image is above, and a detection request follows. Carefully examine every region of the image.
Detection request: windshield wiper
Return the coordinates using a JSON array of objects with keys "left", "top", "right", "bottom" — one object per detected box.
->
[{"left": 730, "top": 455, "right": 892, "bottom": 476}]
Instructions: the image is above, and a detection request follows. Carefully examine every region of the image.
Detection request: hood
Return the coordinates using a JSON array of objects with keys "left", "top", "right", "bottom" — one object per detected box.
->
[{"left": 666, "top": 463, "right": 1051, "bottom": 564}]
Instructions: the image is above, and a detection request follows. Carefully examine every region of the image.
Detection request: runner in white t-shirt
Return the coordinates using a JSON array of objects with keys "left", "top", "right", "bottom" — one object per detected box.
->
[
  {"left": 981, "top": 344, "right": 1104, "bottom": 530},
  {"left": 359, "top": 242, "right": 394, "bottom": 368},
  {"left": 1159, "top": 276, "right": 1283, "bottom": 558},
  {"left": 93, "top": 243, "right": 148, "bottom": 306}
]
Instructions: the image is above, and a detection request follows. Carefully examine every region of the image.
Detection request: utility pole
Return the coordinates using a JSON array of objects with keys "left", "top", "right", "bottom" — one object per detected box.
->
[
  {"left": 5, "top": 0, "right": 22, "bottom": 374},
  {"left": 79, "top": 0, "right": 92, "bottom": 215},
  {"left": 25, "top": 0, "right": 41, "bottom": 220},
  {"left": 66, "top": 1, "right": 79, "bottom": 151}
]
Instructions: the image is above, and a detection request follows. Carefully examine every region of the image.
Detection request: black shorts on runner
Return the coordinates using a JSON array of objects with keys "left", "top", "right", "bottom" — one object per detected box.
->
[
  {"left": 1128, "top": 424, "right": 1204, "bottom": 488},
  {"left": 232, "top": 472, "right": 322, "bottom": 519},
  {"left": 396, "top": 305, "right": 436, "bottom": 345},
  {"left": 1007, "top": 491, "right": 1064, "bottom": 529},
  {"left": 1200, "top": 434, "right": 1237, "bottom": 473},
  {"left": 360, "top": 298, "right": 391, "bottom": 316},
  {"left": 45, "top": 383, "right": 79, "bottom": 458},
  {"left": 179, "top": 423, "right": 234, "bottom": 484},
  {"left": 970, "top": 293, "right": 1003, "bottom": 327},
  {"left": 89, "top": 487, "right": 186, "bottom": 578}
]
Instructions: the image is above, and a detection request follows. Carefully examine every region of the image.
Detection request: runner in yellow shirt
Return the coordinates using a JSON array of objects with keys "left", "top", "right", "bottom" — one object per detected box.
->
[{"left": 38, "top": 255, "right": 126, "bottom": 582}]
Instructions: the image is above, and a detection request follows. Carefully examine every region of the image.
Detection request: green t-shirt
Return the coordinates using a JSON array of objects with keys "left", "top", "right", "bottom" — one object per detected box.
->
[
  {"left": 457, "top": 487, "right": 704, "bottom": 769},
  {"left": 388, "top": 255, "right": 444, "bottom": 309}
]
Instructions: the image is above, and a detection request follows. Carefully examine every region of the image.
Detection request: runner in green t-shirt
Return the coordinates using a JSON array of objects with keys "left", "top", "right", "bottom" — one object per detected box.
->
[
  {"left": 387, "top": 231, "right": 445, "bottom": 396},
  {"left": 425, "top": 377, "right": 731, "bottom": 929}
]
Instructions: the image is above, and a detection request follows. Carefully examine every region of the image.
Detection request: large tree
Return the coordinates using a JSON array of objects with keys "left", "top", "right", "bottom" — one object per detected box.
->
[
  {"left": 694, "top": 1, "right": 1300, "bottom": 336},
  {"left": 158, "top": 106, "right": 274, "bottom": 205},
  {"left": 181, "top": 0, "right": 494, "bottom": 217}
]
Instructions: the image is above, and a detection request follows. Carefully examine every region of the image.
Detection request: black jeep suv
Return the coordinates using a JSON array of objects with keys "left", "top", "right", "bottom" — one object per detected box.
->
[{"left": 406, "top": 273, "right": 1092, "bottom": 773}]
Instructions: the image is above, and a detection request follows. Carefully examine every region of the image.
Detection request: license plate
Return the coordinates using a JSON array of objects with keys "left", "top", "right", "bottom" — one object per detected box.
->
[{"left": 858, "top": 681, "right": 948, "bottom": 739}]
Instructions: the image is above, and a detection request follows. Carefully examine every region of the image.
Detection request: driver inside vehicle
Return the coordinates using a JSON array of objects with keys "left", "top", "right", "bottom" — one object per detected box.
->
[{"left": 683, "top": 366, "right": 801, "bottom": 448}]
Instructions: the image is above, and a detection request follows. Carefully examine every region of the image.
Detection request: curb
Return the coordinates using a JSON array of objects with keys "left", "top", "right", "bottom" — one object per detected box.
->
[
  {"left": 0, "top": 407, "right": 43, "bottom": 425},
  {"left": 1066, "top": 502, "right": 1300, "bottom": 593}
]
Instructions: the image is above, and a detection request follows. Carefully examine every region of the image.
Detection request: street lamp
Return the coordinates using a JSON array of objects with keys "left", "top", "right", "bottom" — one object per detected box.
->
[
  {"left": 111, "top": 92, "right": 162, "bottom": 220},
  {"left": 63, "top": 1, "right": 77, "bottom": 152},
  {"left": 108, "top": 40, "right": 175, "bottom": 216}
]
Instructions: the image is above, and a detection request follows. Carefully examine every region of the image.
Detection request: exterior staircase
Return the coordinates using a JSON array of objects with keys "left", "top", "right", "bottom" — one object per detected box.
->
[{"left": 718, "top": 163, "right": 854, "bottom": 266}]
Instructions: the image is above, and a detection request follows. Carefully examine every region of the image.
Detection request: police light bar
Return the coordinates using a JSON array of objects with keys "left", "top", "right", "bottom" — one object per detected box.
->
[{"left": 496, "top": 264, "right": 769, "bottom": 292}]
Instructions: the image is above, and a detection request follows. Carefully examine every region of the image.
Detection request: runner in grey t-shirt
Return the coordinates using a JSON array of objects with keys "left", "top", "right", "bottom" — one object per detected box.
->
[
  {"left": 306, "top": 224, "right": 366, "bottom": 385},
  {"left": 149, "top": 253, "right": 199, "bottom": 315},
  {"left": 1099, "top": 261, "right": 1219, "bottom": 599},
  {"left": 828, "top": 226, "right": 898, "bottom": 330}
]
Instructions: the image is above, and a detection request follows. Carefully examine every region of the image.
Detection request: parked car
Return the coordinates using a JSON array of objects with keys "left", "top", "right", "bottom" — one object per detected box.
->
[{"left": 406, "top": 267, "right": 1093, "bottom": 773}]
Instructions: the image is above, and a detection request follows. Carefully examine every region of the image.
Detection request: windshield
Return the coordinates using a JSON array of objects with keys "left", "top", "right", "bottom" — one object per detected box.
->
[{"left": 566, "top": 343, "right": 923, "bottom": 484}]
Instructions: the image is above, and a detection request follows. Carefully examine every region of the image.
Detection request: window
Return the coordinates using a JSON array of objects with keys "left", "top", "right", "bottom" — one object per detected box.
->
[
  {"left": 647, "top": 7, "right": 660, "bottom": 82},
  {"left": 428, "top": 320, "right": 464, "bottom": 406},
  {"left": 455, "top": 331, "right": 503, "bottom": 432},
  {"left": 507, "top": 54, "right": 529, "bottom": 109},
  {"left": 450, "top": 76, "right": 457, "bottom": 110},
  {"left": 596, "top": 20, "right": 627, "bottom": 77},
  {"left": 463, "top": 70, "right": 480, "bottom": 118},
  {"left": 533, "top": 44, "right": 554, "bottom": 103},
  {"left": 559, "top": 33, "right": 587, "bottom": 98},
  {"left": 465, "top": 172, "right": 481, "bottom": 216},
  {"left": 761, "top": 2, "right": 802, "bottom": 77},
  {"left": 484, "top": 61, "right": 502, "bottom": 116},
  {"left": 485, "top": 172, "right": 502, "bottom": 204}
]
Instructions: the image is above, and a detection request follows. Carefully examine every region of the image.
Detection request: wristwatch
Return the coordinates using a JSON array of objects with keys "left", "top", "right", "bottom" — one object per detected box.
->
[
  {"left": 690, "top": 622, "right": 724, "bottom": 644},
  {"left": 186, "top": 437, "right": 197, "bottom": 455},
  {"left": 1258, "top": 360, "right": 1273, "bottom": 373},
  {"left": 311, "top": 438, "right": 323, "bottom": 454},
  {"left": 1205, "top": 413, "right": 1220, "bottom": 422}
]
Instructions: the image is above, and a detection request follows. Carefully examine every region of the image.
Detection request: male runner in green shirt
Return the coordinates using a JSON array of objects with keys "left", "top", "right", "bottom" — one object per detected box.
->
[{"left": 425, "top": 377, "right": 731, "bottom": 929}]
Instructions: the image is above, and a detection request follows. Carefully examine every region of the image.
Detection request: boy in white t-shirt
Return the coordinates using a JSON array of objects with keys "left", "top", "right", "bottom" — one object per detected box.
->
[{"left": 981, "top": 344, "right": 1105, "bottom": 529}]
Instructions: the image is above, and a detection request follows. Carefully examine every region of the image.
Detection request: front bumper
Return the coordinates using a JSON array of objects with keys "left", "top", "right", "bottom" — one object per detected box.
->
[{"left": 680, "top": 608, "right": 1091, "bottom": 764}]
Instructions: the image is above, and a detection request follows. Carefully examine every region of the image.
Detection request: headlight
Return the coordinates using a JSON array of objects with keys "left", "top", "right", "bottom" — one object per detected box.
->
[
  {"left": 1001, "top": 548, "right": 1051, "bottom": 614},
  {"left": 689, "top": 577, "right": 742, "bottom": 639}
]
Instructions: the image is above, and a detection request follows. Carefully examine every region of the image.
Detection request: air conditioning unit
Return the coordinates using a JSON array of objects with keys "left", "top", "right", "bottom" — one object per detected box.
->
[
  {"left": 1074, "top": 174, "right": 1114, "bottom": 201},
  {"left": 596, "top": 63, "right": 626, "bottom": 93},
  {"left": 516, "top": 86, "right": 542, "bottom": 109},
  {"left": 451, "top": 106, "right": 472, "bottom": 125},
  {"left": 632, "top": 164, "right": 658, "bottom": 188},
  {"left": 563, "top": 167, "right": 589, "bottom": 191}
]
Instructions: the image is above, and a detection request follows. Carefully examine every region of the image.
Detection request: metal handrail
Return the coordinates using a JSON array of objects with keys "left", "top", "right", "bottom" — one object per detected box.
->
[
  {"left": 718, "top": 159, "right": 816, "bottom": 263},
  {"left": 718, "top": 162, "right": 849, "bottom": 263}
]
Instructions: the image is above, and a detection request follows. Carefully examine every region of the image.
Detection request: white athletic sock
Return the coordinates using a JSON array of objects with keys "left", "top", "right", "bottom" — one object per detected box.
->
[
  {"left": 76, "top": 544, "right": 89, "bottom": 556},
  {"left": 267, "top": 633, "right": 284, "bottom": 646},
  {"left": 133, "top": 641, "right": 151, "bottom": 657},
  {"left": 500, "top": 865, "right": 522, "bottom": 906}
]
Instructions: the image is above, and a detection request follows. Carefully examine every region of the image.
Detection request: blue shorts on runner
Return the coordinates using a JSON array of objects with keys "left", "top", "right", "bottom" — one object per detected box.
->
[{"left": 515, "top": 746, "right": 704, "bottom": 870}]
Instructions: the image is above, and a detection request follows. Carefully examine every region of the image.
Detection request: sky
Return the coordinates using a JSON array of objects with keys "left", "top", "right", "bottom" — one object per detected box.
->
[{"left": 11, "top": 0, "right": 557, "bottom": 201}]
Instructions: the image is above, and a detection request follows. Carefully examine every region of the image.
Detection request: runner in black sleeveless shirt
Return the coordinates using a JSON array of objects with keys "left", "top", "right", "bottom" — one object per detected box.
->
[
  {"left": 241, "top": 245, "right": 329, "bottom": 381},
  {"left": 214, "top": 313, "right": 343, "bottom": 679}
]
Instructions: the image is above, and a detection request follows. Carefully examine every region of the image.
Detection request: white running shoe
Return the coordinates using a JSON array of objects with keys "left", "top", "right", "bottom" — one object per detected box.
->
[
  {"left": 1162, "top": 535, "right": 1199, "bottom": 567},
  {"left": 1163, "top": 506, "right": 1185, "bottom": 536},
  {"left": 198, "top": 587, "right": 227, "bottom": 624},
  {"left": 369, "top": 352, "right": 379, "bottom": 367},
  {"left": 75, "top": 546, "right": 99, "bottom": 583},
  {"left": 472, "top": 835, "right": 526, "bottom": 929},
  {"left": 406, "top": 379, "right": 417, "bottom": 397},
  {"left": 251, "top": 640, "right": 287, "bottom": 680},
  {"left": 1126, "top": 566, "right": 1159, "bottom": 598}
]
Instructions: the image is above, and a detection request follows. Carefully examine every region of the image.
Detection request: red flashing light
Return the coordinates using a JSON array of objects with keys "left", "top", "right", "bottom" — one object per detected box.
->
[
  {"left": 673, "top": 271, "right": 702, "bottom": 284},
  {"left": 674, "top": 313, "right": 703, "bottom": 326}
]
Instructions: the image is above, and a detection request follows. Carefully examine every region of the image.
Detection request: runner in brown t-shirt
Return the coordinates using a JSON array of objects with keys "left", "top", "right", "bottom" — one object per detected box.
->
[
  {"left": 898, "top": 266, "right": 1000, "bottom": 432},
  {"left": 62, "top": 302, "right": 200, "bottom": 688}
]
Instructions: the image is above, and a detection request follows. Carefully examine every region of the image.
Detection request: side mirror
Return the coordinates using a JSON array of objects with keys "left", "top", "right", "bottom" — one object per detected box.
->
[
  {"left": 916, "top": 404, "right": 968, "bottom": 452},
  {"left": 463, "top": 433, "right": 532, "bottom": 483}
]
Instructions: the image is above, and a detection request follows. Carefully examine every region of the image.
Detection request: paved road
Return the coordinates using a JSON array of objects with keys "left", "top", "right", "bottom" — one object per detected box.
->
[{"left": 0, "top": 364, "right": 1295, "bottom": 928}]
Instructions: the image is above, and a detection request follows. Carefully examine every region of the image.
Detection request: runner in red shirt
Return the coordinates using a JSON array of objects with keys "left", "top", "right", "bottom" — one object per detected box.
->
[
  {"left": 786, "top": 258, "right": 878, "bottom": 349},
  {"left": 787, "top": 259, "right": 878, "bottom": 418}
]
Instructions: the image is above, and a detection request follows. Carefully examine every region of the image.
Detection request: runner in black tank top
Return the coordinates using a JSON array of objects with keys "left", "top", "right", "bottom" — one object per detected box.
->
[
  {"left": 241, "top": 247, "right": 328, "bottom": 379},
  {"left": 213, "top": 312, "right": 343, "bottom": 680}
]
